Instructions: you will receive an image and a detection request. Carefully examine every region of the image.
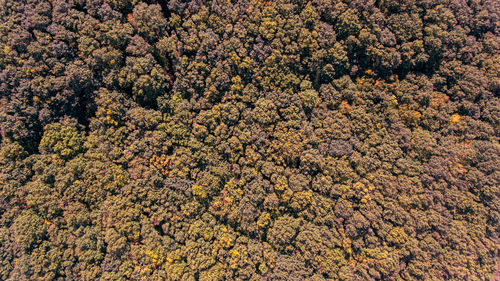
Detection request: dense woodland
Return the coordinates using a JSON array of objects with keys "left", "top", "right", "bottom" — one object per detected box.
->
[{"left": 0, "top": 0, "right": 499, "bottom": 280}]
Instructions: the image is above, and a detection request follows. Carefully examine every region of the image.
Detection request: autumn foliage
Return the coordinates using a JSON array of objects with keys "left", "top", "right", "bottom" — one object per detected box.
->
[{"left": 0, "top": 0, "right": 499, "bottom": 280}]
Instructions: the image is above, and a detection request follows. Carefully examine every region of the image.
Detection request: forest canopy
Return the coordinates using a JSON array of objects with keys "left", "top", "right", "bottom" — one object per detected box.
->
[{"left": 0, "top": 0, "right": 499, "bottom": 280}]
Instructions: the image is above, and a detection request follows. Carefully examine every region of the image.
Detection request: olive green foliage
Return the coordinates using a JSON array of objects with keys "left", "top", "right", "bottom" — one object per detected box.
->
[{"left": 0, "top": 0, "right": 499, "bottom": 280}]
